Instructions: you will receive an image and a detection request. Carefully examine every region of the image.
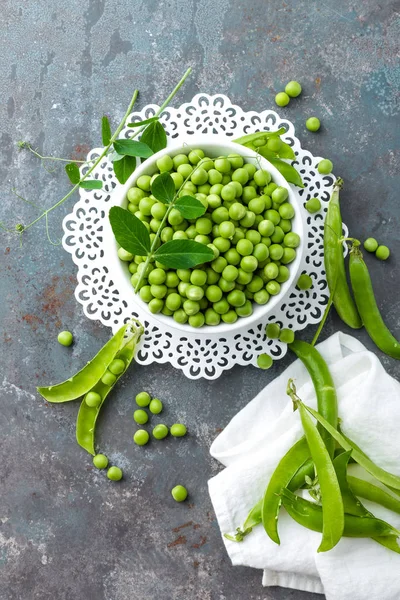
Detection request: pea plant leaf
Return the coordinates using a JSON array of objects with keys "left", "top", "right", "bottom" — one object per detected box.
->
[
  {"left": 113, "top": 139, "right": 153, "bottom": 158},
  {"left": 128, "top": 116, "right": 159, "bottom": 128},
  {"left": 151, "top": 172, "right": 176, "bottom": 204},
  {"left": 65, "top": 162, "right": 81, "bottom": 185},
  {"left": 175, "top": 195, "right": 206, "bottom": 219},
  {"left": 140, "top": 121, "right": 167, "bottom": 153},
  {"left": 154, "top": 239, "right": 214, "bottom": 269},
  {"left": 113, "top": 155, "right": 136, "bottom": 185},
  {"left": 109, "top": 206, "right": 151, "bottom": 256},
  {"left": 79, "top": 179, "right": 103, "bottom": 190},
  {"left": 101, "top": 116, "right": 112, "bottom": 145}
]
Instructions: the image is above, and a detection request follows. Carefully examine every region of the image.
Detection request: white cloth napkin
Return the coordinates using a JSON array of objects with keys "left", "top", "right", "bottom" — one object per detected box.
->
[{"left": 208, "top": 332, "right": 400, "bottom": 600}]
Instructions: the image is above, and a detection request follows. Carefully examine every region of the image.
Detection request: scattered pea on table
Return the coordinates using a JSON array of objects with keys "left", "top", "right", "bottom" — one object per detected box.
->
[
  {"left": 376, "top": 245, "right": 390, "bottom": 261},
  {"left": 133, "top": 409, "right": 149, "bottom": 425},
  {"left": 363, "top": 238, "right": 378, "bottom": 253},
  {"left": 257, "top": 353, "right": 273, "bottom": 369},
  {"left": 306, "top": 117, "right": 321, "bottom": 132},
  {"left": 93, "top": 454, "right": 108, "bottom": 469},
  {"left": 305, "top": 197, "right": 321, "bottom": 213},
  {"left": 171, "top": 485, "right": 188, "bottom": 502},
  {"left": 170, "top": 424, "right": 187, "bottom": 437},
  {"left": 107, "top": 466, "right": 123, "bottom": 481},
  {"left": 285, "top": 80, "right": 302, "bottom": 98},
  {"left": 134, "top": 430, "right": 150, "bottom": 446},
  {"left": 266, "top": 323, "right": 281, "bottom": 339},
  {"left": 149, "top": 398, "right": 163, "bottom": 414},
  {"left": 135, "top": 391, "right": 151, "bottom": 407},
  {"left": 280, "top": 329, "right": 295, "bottom": 344},
  {"left": 275, "top": 92, "right": 290, "bottom": 107},
  {"left": 57, "top": 330, "right": 73, "bottom": 346},
  {"left": 317, "top": 159, "right": 333, "bottom": 175},
  {"left": 297, "top": 274, "right": 313, "bottom": 290},
  {"left": 153, "top": 424, "right": 169, "bottom": 439}
]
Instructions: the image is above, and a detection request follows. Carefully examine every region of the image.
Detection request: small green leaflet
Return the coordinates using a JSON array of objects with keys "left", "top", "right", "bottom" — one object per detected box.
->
[
  {"left": 151, "top": 172, "right": 175, "bottom": 204},
  {"left": 101, "top": 116, "right": 112, "bottom": 145},
  {"left": 128, "top": 116, "right": 159, "bottom": 128},
  {"left": 175, "top": 196, "right": 206, "bottom": 219},
  {"left": 154, "top": 239, "right": 214, "bottom": 269},
  {"left": 65, "top": 162, "right": 80, "bottom": 184},
  {"left": 109, "top": 206, "right": 151, "bottom": 256},
  {"left": 113, "top": 139, "right": 153, "bottom": 158},
  {"left": 79, "top": 179, "right": 103, "bottom": 190},
  {"left": 113, "top": 155, "right": 136, "bottom": 185},
  {"left": 140, "top": 121, "right": 167, "bottom": 153}
]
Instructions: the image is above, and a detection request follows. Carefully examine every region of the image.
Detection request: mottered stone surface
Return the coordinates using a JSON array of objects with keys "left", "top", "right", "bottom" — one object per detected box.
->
[{"left": 1, "top": 1, "right": 399, "bottom": 599}]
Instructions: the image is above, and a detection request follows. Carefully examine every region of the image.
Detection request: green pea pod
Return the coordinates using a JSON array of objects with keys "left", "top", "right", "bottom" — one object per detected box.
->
[
  {"left": 303, "top": 403, "right": 400, "bottom": 491},
  {"left": 348, "top": 476, "right": 400, "bottom": 515},
  {"left": 281, "top": 488, "right": 399, "bottom": 539},
  {"left": 76, "top": 322, "right": 142, "bottom": 455},
  {"left": 262, "top": 437, "right": 311, "bottom": 544},
  {"left": 289, "top": 382, "right": 344, "bottom": 552},
  {"left": 233, "top": 128, "right": 286, "bottom": 147},
  {"left": 324, "top": 180, "right": 362, "bottom": 329},
  {"left": 349, "top": 242, "right": 400, "bottom": 359},
  {"left": 37, "top": 324, "right": 129, "bottom": 402},
  {"left": 289, "top": 339, "right": 338, "bottom": 458}
]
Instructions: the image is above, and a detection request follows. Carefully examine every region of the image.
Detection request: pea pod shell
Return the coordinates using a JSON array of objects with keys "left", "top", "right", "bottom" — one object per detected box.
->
[
  {"left": 262, "top": 436, "right": 311, "bottom": 544},
  {"left": 304, "top": 403, "right": 400, "bottom": 491},
  {"left": 76, "top": 329, "right": 139, "bottom": 455},
  {"left": 349, "top": 247, "right": 400, "bottom": 359},
  {"left": 281, "top": 488, "right": 398, "bottom": 539},
  {"left": 37, "top": 324, "right": 128, "bottom": 402},
  {"left": 324, "top": 182, "right": 362, "bottom": 329},
  {"left": 348, "top": 476, "right": 400, "bottom": 515},
  {"left": 289, "top": 340, "right": 338, "bottom": 458},
  {"left": 296, "top": 402, "right": 344, "bottom": 552}
]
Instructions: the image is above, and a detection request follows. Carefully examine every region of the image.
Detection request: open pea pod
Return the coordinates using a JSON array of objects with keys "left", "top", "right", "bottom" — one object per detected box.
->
[
  {"left": 76, "top": 323, "right": 142, "bottom": 455},
  {"left": 37, "top": 324, "right": 129, "bottom": 402}
]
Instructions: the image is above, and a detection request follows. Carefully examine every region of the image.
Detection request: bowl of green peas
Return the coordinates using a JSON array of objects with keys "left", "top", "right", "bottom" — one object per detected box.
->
[{"left": 107, "top": 135, "right": 304, "bottom": 331}]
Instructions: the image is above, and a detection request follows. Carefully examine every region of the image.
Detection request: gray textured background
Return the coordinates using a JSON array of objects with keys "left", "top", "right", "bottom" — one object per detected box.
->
[{"left": 1, "top": 1, "right": 399, "bottom": 599}]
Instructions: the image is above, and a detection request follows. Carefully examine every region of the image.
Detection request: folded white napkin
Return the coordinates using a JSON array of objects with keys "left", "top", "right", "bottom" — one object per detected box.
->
[{"left": 208, "top": 332, "right": 400, "bottom": 600}]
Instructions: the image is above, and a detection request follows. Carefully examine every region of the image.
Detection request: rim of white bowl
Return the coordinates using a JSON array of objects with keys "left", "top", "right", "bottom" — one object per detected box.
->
[{"left": 104, "top": 134, "right": 305, "bottom": 335}]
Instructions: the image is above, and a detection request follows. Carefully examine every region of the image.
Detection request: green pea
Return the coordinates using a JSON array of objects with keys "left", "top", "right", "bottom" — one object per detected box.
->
[
  {"left": 235, "top": 300, "right": 253, "bottom": 317},
  {"left": 279, "top": 219, "right": 292, "bottom": 233},
  {"left": 215, "top": 158, "right": 231, "bottom": 173},
  {"left": 177, "top": 282, "right": 189, "bottom": 298},
  {"left": 208, "top": 169, "right": 223, "bottom": 185},
  {"left": 228, "top": 202, "right": 246, "bottom": 221},
  {"left": 247, "top": 275, "right": 264, "bottom": 293},
  {"left": 161, "top": 227, "right": 174, "bottom": 243},
  {"left": 285, "top": 80, "right": 302, "bottom": 97},
  {"left": 254, "top": 289, "right": 270, "bottom": 305},
  {"left": 109, "top": 359, "right": 125, "bottom": 375},
  {"left": 134, "top": 429, "right": 150, "bottom": 446},
  {"left": 148, "top": 268, "right": 166, "bottom": 285},
  {"left": 165, "top": 293, "right": 182, "bottom": 312},
  {"left": 127, "top": 186, "right": 146, "bottom": 205},
  {"left": 243, "top": 163, "right": 256, "bottom": 178},
  {"left": 217, "top": 221, "right": 234, "bottom": 240},
  {"left": 117, "top": 247, "right": 134, "bottom": 262},
  {"left": 150, "top": 284, "right": 167, "bottom": 299},
  {"left": 139, "top": 286, "right": 153, "bottom": 303},
  {"left": 281, "top": 247, "right": 296, "bottom": 264},
  {"left": 93, "top": 454, "right": 108, "bottom": 469},
  {"left": 236, "top": 238, "right": 253, "bottom": 256},
  {"left": 248, "top": 196, "right": 265, "bottom": 215},
  {"left": 264, "top": 264, "right": 279, "bottom": 281},
  {"left": 251, "top": 243, "right": 268, "bottom": 263},
  {"left": 213, "top": 298, "right": 230, "bottom": 315},
  {"left": 264, "top": 182, "right": 278, "bottom": 196},
  {"left": 212, "top": 256, "right": 228, "bottom": 273},
  {"left": 297, "top": 274, "right": 313, "bottom": 290},
  {"left": 266, "top": 323, "right": 280, "bottom": 338},
  {"left": 181, "top": 181, "right": 197, "bottom": 195},
  {"left": 101, "top": 371, "right": 117, "bottom": 386},
  {"left": 271, "top": 226, "right": 285, "bottom": 244},
  {"left": 284, "top": 232, "right": 300, "bottom": 248},
  {"left": 162, "top": 306, "right": 173, "bottom": 316},
  {"left": 133, "top": 409, "right": 149, "bottom": 425},
  {"left": 151, "top": 201, "right": 168, "bottom": 221},
  {"left": 227, "top": 154, "right": 244, "bottom": 169},
  {"left": 189, "top": 313, "right": 205, "bottom": 328},
  {"left": 204, "top": 308, "right": 220, "bottom": 326},
  {"left": 254, "top": 169, "right": 271, "bottom": 187},
  {"left": 205, "top": 285, "right": 223, "bottom": 303},
  {"left": 168, "top": 208, "right": 184, "bottom": 226},
  {"left": 183, "top": 299, "right": 200, "bottom": 316},
  {"left": 224, "top": 248, "right": 241, "bottom": 265},
  {"left": 279, "top": 328, "right": 295, "bottom": 344},
  {"left": 257, "top": 353, "right": 273, "bottom": 369},
  {"left": 230, "top": 181, "right": 243, "bottom": 198},
  {"left": 269, "top": 244, "right": 284, "bottom": 261},
  {"left": 207, "top": 194, "right": 222, "bottom": 209},
  {"left": 85, "top": 391, "right": 102, "bottom": 408},
  {"left": 275, "top": 92, "right": 290, "bottom": 107},
  {"left": 227, "top": 289, "right": 246, "bottom": 307},
  {"left": 57, "top": 330, "right": 73, "bottom": 347},
  {"left": 272, "top": 186, "right": 288, "bottom": 205},
  {"left": 199, "top": 158, "right": 214, "bottom": 172},
  {"left": 171, "top": 484, "right": 188, "bottom": 502},
  {"left": 222, "top": 265, "right": 239, "bottom": 282},
  {"left": 232, "top": 228, "right": 245, "bottom": 244},
  {"left": 153, "top": 424, "right": 169, "bottom": 439},
  {"left": 221, "top": 184, "right": 236, "bottom": 202},
  {"left": 170, "top": 424, "right": 187, "bottom": 437},
  {"left": 236, "top": 268, "right": 253, "bottom": 285},
  {"left": 265, "top": 209, "right": 280, "bottom": 225},
  {"left": 186, "top": 285, "right": 204, "bottom": 301},
  {"left": 217, "top": 278, "right": 233, "bottom": 293},
  {"left": 177, "top": 163, "right": 193, "bottom": 178},
  {"left": 173, "top": 309, "right": 188, "bottom": 324},
  {"left": 209, "top": 183, "right": 224, "bottom": 196},
  {"left": 188, "top": 149, "right": 205, "bottom": 165},
  {"left": 240, "top": 256, "right": 258, "bottom": 273},
  {"left": 242, "top": 186, "right": 257, "bottom": 204},
  {"left": 317, "top": 159, "right": 333, "bottom": 175},
  {"left": 148, "top": 298, "right": 164, "bottom": 313},
  {"left": 258, "top": 219, "right": 275, "bottom": 237},
  {"left": 191, "top": 167, "right": 208, "bottom": 186},
  {"left": 276, "top": 265, "right": 290, "bottom": 283},
  {"left": 240, "top": 211, "right": 256, "bottom": 228},
  {"left": 306, "top": 117, "right": 321, "bottom": 132},
  {"left": 176, "top": 269, "right": 190, "bottom": 282},
  {"left": 206, "top": 267, "right": 220, "bottom": 285},
  {"left": 190, "top": 269, "right": 207, "bottom": 286},
  {"left": 173, "top": 153, "right": 189, "bottom": 168},
  {"left": 363, "top": 237, "right": 378, "bottom": 253},
  {"left": 221, "top": 309, "right": 238, "bottom": 323},
  {"left": 267, "top": 137, "right": 282, "bottom": 152},
  {"left": 266, "top": 280, "right": 281, "bottom": 296},
  {"left": 135, "top": 391, "right": 151, "bottom": 407},
  {"left": 128, "top": 262, "right": 138, "bottom": 275},
  {"left": 107, "top": 466, "right": 123, "bottom": 481},
  {"left": 278, "top": 202, "right": 295, "bottom": 220},
  {"left": 376, "top": 245, "right": 390, "bottom": 260},
  {"left": 149, "top": 398, "right": 163, "bottom": 414},
  {"left": 212, "top": 206, "right": 230, "bottom": 224}
]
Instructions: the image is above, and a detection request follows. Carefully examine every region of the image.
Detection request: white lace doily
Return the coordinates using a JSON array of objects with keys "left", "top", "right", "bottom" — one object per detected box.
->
[{"left": 62, "top": 94, "right": 346, "bottom": 380}]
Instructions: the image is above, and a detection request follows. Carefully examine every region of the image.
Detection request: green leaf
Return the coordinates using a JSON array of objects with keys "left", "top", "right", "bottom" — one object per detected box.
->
[
  {"left": 113, "top": 139, "right": 153, "bottom": 158},
  {"left": 151, "top": 172, "right": 176, "bottom": 204},
  {"left": 154, "top": 240, "right": 214, "bottom": 269},
  {"left": 79, "top": 179, "right": 103, "bottom": 190},
  {"left": 113, "top": 155, "right": 136, "bottom": 184},
  {"left": 101, "top": 116, "right": 112, "bottom": 146},
  {"left": 65, "top": 162, "right": 80, "bottom": 185},
  {"left": 268, "top": 157, "right": 304, "bottom": 188},
  {"left": 109, "top": 206, "right": 151, "bottom": 256},
  {"left": 175, "top": 195, "right": 206, "bottom": 219},
  {"left": 128, "top": 116, "right": 159, "bottom": 128},
  {"left": 140, "top": 121, "right": 167, "bottom": 153}
]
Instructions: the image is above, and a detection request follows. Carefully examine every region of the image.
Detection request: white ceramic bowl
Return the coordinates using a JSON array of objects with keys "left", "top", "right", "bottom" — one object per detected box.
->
[{"left": 104, "top": 135, "right": 304, "bottom": 334}]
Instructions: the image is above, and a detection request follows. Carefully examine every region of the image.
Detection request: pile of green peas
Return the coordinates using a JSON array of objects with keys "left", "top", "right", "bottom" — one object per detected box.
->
[{"left": 118, "top": 149, "right": 300, "bottom": 328}]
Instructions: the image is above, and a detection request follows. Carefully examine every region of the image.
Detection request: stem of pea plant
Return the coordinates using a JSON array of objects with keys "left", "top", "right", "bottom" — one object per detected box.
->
[
  {"left": 129, "top": 67, "right": 192, "bottom": 141},
  {"left": 20, "top": 90, "right": 139, "bottom": 234},
  {"left": 19, "top": 143, "right": 88, "bottom": 164}
]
